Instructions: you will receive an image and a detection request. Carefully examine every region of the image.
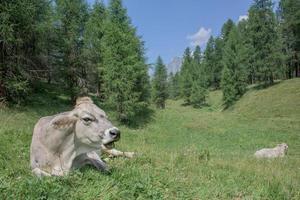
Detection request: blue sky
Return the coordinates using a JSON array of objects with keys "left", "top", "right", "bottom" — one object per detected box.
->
[{"left": 87, "top": 0, "right": 265, "bottom": 64}]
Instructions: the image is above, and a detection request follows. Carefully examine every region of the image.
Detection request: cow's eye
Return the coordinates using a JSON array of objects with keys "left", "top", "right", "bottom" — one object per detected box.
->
[{"left": 82, "top": 117, "right": 93, "bottom": 124}]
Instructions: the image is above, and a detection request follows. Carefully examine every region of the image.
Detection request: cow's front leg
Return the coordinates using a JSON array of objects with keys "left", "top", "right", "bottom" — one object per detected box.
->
[
  {"left": 32, "top": 168, "right": 51, "bottom": 177},
  {"left": 73, "top": 151, "right": 110, "bottom": 173},
  {"left": 101, "top": 144, "right": 135, "bottom": 158},
  {"left": 86, "top": 151, "right": 110, "bottom": 173}
]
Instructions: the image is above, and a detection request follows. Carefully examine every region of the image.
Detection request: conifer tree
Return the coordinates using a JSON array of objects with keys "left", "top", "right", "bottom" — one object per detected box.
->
[
  {"left": 213, "top": 37, "right": 224, "bottom": 88},
  {"left": 152, "top": 56, "right": 168, "bottom": 109},
  {"left": 248, "top": 0, "right": 284, "bottom": 85},
  {"left": 221, "top": 26, "right": 247, "bottom": 108},
  {"left": 84, "top": 0, "right": 107, "bottom": 98},
  {"left": 180, "top": 47, "right": 193, "bottom": 103},
  {"left": 221, "top": 19, "right": 235, "bottom": 43},
  {"left": 193, "top": 45, "right": 202, "bottom": 64},
  {"left": 278, "top": 0, "right": 300, "bottom": 78},
  {"left": 237, "top": 19, "right": 253, "bottom": 84},
  {"left": 203, "top": 36, "right": 216, "bottom": 87},
  {"left": 102, "top": 0, "right": 150, "bottom": 123},
  {"left": 55, "top": 0, "right": 89, "bottom": 101},
  {"left": 168, "top": 72, "right": 181, "bottom": 99},
  {"left": 0, "top": 0, "right": 53, "bottom": 103},
  {"left": 189, "top": 61, "right": 208, "bottom": 108}
]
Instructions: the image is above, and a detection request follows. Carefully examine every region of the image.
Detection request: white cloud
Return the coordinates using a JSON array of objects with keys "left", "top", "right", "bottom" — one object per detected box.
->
[
  {"left": 238, "top": 15, "right": 248, "bottom": 22},
  {"left": 187, "top": 27, "right": 212, "bottom": 47}
]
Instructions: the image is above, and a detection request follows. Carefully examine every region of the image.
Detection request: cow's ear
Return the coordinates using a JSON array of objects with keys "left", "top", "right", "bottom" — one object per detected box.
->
[{"left": 51, "top": 115, "right": 78, "bottom": 130}]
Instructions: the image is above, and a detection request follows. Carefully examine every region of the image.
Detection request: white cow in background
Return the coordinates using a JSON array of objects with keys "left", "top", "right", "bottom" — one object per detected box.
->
[{"left": 254, "top": 143, "right": 288, "bottom": 158}]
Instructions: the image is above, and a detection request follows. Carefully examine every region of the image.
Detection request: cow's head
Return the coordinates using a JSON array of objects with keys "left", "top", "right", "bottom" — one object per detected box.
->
[
  {"left": 52, "top": 97, "right": 120, "bottom": 149},
  {"left": 277, "top": 143, "right": 288, "bottom": 154}
]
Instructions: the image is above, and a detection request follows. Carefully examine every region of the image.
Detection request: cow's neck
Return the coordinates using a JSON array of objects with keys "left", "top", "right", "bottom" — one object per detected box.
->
[{"left": 58, "top": 134, "right": 77, "bottom": 172}]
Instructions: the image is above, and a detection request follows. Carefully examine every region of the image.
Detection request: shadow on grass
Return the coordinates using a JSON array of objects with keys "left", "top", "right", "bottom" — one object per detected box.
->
[
  {"left": 181, "top": 101, "right": 210, "bottom": 109},
  {"left": 6, "top": 81, "right": 155, "bottom": 128},
  {"left": 125, "top": 107, "right": 155, "bottom": 129},
  {"left": 79, "top": 165, "right": 113, "bottom": 176},
  {"left": 252, "top": 80, "right": 282, "bottom": 90}
]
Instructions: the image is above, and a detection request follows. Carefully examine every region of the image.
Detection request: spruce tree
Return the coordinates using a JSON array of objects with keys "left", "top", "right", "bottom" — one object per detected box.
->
[
  {"left": 55, "top": 0, "right": 89, "bottom": 101},
  {"left": 152, "top": 56, "right": 168, "bottom": 109},
  {"left": 221, "top": 19, "right": 235, "bottom": 43},
  {"left": 189, "top": 62, "right": 208, "bottom": 108},
  {"left": 102, "top": 0, "right": 150, "bottom": 123},
  {"left": 0, "top": 0, "right": 53, "bottom": 103},
  {"left": 279, "top": 0, "right": 300, "bottom": 78},
  {"left": 248, "top": 0, "right": 284, "bottom": 85},
  {"left": 180, "top": 47, "right": 193, "bottom": 103},
  {"left": 203, "top": 36, "right": 216, "bottom": 87},
  {"left": 213, "top": 37, "right": 224, "bottom": 88},
  {"left": 193, "top": 45, "right": 202, "bottom": 64},
  {"left": 221, "top": 26, "right": 247, "bottom": 108},
  {"left": 168, "top": 72, "right": 181, "bottom": 99},
  {"left": 84, "top": 0, "right": 107, "bottom": 98}
]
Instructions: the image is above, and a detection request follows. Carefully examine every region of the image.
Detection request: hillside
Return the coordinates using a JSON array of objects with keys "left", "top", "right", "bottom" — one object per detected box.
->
[
  {"left": 0, "top": 79, "right": 299, "bottom": 199},
  {"left": 232, "top": 78, "right": 300, "bottom": 120}
]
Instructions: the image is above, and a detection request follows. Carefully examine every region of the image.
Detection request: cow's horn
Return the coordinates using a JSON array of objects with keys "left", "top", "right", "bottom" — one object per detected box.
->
[{"left": 75, "top": 97, "right": 93, "bottom": 106}]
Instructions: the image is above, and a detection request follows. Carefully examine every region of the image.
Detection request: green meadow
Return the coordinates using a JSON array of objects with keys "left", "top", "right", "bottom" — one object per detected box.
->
[{"left": 0, "top": 78, "right": 299, "bottom": 199}]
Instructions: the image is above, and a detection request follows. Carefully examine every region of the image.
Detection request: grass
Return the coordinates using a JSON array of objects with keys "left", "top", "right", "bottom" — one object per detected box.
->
[{"left": 0, "top": 79, "right": 299, "bottom": 199}]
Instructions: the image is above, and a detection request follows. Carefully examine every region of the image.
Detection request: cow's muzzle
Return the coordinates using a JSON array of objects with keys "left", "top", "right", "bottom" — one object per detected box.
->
[{"left": 109, "top": 127, "right": 120, "bottom": 140}]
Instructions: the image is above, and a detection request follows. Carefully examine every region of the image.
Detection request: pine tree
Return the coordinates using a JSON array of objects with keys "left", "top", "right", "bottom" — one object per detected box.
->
[
  {"left": 248, "top": 0, "right": 284, "bottom": 85},
  {"left": 189, "top": 61, "right": 208, "bottom": 108},
  {"left": 152, "top": 56, "right": 168, "bottom": 109},
  {"left": 55, "top": 0, "right": 89, "bottom": 101},
  {"left": 84, "top": 0, "right": 107, "bottom": 99},
  {"left": 221, "top": 26, "right": 247, "bottom": 108},
  {"left": 237, "top": 19, "right": 256, "bottom": 84},
  {"left": 0, "top": 0, "right": 53, "bottom": 103},
  {"left": 203, "top": 36, "right": 216, "bottom": 87},
  {"left": 213, "top": 37, "right": 224, "bottom": 88},
  {"left": 193, "top": 45, "right": 202, "bottom": 64},
  {"left": 102, "top": 0, "right": 150, "bottom": 123},
  {"left": 180, "top": 47, "right": 193, "bottom": 103},
  {"left": 221, "top": 19, "right": 235, "bottom": 43},
  {"left": 168, "top": 72, "right": 181, "bottom": 99},
  {"left": 278, "top": 0, "right": 300, "bottom": 78}
]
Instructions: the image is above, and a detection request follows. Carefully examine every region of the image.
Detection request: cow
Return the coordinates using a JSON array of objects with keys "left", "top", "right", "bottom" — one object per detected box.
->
[
  {"left": 254, "top": 143, "right": 288, "bottom": 158},
  {"left": 30, "top": 97, "right": 134, "bottom": 177}
]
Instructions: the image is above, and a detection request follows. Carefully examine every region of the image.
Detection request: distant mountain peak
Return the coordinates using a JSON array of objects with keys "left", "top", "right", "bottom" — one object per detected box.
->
[{"left": 167, "top": 57, "right": 182, "bottom": 75}]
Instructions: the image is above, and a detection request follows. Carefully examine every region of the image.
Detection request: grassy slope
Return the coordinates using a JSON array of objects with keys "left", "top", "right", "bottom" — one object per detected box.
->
[{"left": 0, "top": 79, "right": 299, "bottom": 199}]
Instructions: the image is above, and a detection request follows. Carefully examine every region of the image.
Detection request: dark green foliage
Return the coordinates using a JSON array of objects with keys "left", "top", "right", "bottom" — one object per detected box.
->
[
  {"left": 189, "top": 78, "right": 208, "bottom": 108},
  {"left": 221, "top": 26, "right": 247, "bottom": 108},
  {"left": 102, "top": 0, "right": 150, "bottom": 123},
  {"left": 193, "top": 45, "right": 202, "bottom": 64},
  {"left": 180, "top": 46, "right": 208, "bottom": 107},
  {"left": 203, "top": 36, "right": 216, "bottom": 88},
  {"left": 190, "top": 47, "right": 208, "bottom": 107},
  {"left": 278, "top": 0, "right": 300, "bottom": 78},
  {"left": 55, "top": 0, "right": 89, "bottom": 101},
  {"left": 237, "top": 19, "right": 256, "bottom": 84},
  {"left": 180, "top": 48, "right": 193, "bottom": 103},
  {"left": 168, "top": 72, "right": 181, "bottom": 99},
  {"left": 0, "top": 0, "right": 53, "bottom": 103},
  {"left": 83, "top": 0, "right": 107, "bottom": 99},
  {"left": 152, "top": 56, "right": 168, "bottom": 109},
  {"left": 247, "top": 0, "right": 284, "bottom": 85},
  {"left": 221, "top": 19, "right": 235, "bottom": 44}
]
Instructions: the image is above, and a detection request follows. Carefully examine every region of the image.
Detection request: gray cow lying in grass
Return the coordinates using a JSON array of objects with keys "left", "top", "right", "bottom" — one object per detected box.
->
[
  {"left": 30, "top": 97, "right": 134, "bottom": 177},
  {"left": 254, "top": 143, "right": 288, "bottom": 158}
]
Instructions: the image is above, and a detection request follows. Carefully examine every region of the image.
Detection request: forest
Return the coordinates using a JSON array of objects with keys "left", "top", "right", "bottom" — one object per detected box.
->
[{"left": 1, "top": 0, "right": 300, "bottom": 121}]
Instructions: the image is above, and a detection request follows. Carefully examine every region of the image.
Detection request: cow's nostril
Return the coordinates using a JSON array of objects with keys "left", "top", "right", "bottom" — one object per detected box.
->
[{"left": 109, "top": 128, "right": 120, "bottom": 138}]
